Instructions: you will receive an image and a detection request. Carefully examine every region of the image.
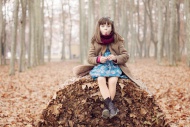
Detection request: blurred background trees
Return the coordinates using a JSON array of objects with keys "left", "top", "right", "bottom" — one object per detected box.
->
[{"left": 0, "top": 0, "right": 190, "bottom": 75}]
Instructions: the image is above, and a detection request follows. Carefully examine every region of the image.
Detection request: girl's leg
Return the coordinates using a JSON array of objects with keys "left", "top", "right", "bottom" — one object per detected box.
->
[
  {"left": 107, "top": 77, "right": 119, "bottom": 118},
  {"left": 108, "top": 77, "right": 118, "bottom": 100},
  {"left": 98, "top": 77, "right": 110, "bottom": 118},
  {"left": 97, "top": 77, "right": 110, "bottom": 99}
]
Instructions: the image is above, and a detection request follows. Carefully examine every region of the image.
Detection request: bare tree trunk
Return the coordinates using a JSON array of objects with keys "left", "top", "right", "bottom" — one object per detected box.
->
[
  {"left": 1, "top": 1, "right": 6, "bottom": 65},
  {"left": 28, "top": 0, "right": 34, "bottom": 68},
  {"left": 176, "top": 1, "right": 181, "bottom": 61},
  {"left": 117, "top": 1, "right": 122, "bottom": 34},
  {"left": 79, "top": 0, "right": 84, "bottom": 63},
  {"left": 147, "top": 0, "right": 158, "bottom": 58},
  {"left": 28, "top": 0, "right": 32, "bottom": 67},
  {"left": 34, "top": 0, "right": 41, "bottom": 65},
  {"left": 0, "top": 0, "right": 2, "bottom": 65},
  {"left": 185, "top": 0, "right": 190, "bottom": 67},
  {"left": 37, "top": 0, "right": 42, "bottom": 65},
  {"left": 121, "top": 0, "right": 129, "bottom": 50},
  {"left": 31, "top": 0, "right": 37, "bottom": 67},
  {"left": 129, "top": 0, "right": 135, "bottom": 63},
  {"left": 61, "top": 1, "right": 66, "bottom": 60},
  {"left": 169, "top": 0, "right": 177, "bottom": 66},
  {"left": 157, "top": 0, "right": 163, "bottom": 64},
  {"left": 111, "top": 0, "right": 116, "bottom": 21},
  {"left": 142, "top": 2, "right": 147, "bottom": 58},
  {"left": 9, "top": 0, "right": 19, "bottom": 75},
  {"left": 143, "top": 0, "right": 150, "bottom": 58},
  {"left": 137, "top": 0, "right": 146, "bottom": 58},
  {"left": 115, "top": 0, "right": 120, "bottom": 30},
  {"left": 79, "top": 0, "right": 88, "bottom": 64},
  {"left": 19, "top": 0, "right": 27, "bottom": 72},
  {"left": 163, "top": 1, "right": 170, "bottom": 60},
  {"left": 2, "top": 17, "right": 6, "bottom": 65},
  {"left": 88, "top": 0, "right": 95, "bottom": 50},
  {"left": 100, "top": 0, "right": 107, "bottom": 17},
  {"left": 41, "top": 0, "right": 45, "bottom": 64},
  {"left": 48, "top": 1, "right": 53, "bottom": 62},
  {"left": 68, "top": 0, "right": 72, "bottom": 59}
]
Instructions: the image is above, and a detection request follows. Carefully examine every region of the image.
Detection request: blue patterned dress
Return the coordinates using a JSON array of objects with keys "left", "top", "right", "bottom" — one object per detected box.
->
[{"left": 90, "top": 46, "right": 128, "bottom": 80}]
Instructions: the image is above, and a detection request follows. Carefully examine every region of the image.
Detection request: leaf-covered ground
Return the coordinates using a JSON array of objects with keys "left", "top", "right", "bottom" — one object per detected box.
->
[{"left": 0, "top": 59, "right": 190, "bottom": 127}]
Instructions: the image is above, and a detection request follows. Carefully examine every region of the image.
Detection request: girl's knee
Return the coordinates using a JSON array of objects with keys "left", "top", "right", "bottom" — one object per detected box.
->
[
  {"left": 108, "top": 77, "right": 118, "bottom": 84},
  {"left": 97, "top": 77, "right": 106, "bottom": 82},
  {"left": 109, "top": 77, "right": 118, "bottom": 81}
]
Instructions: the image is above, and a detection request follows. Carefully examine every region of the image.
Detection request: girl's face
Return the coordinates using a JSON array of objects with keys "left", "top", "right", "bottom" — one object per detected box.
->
[{"left": 100, "top": 22, "right": 112, "bottom": 36}]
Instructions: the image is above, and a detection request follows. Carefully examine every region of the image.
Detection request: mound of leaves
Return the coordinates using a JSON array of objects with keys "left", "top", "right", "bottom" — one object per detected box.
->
[{"left": 38, "top": 75, "right": 170, "bottom": 127}]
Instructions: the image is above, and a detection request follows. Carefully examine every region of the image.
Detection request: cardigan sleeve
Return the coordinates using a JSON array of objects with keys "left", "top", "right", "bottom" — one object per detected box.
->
[{"left": 87, "top": 43, "right": 98, "bottom": 65}]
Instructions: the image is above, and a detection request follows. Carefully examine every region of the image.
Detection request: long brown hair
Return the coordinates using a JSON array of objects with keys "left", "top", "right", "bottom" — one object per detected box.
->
[{"left": 91, "top": 17, "right": 124, "bottom": 44}]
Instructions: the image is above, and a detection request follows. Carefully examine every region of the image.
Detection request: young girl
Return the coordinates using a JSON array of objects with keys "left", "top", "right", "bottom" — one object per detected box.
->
[
  {"left": 73, "top": 17, "right": 143, "bottom": 119},
  {"left": 88, "top": 17, "right": 129, "bottom": 119}
]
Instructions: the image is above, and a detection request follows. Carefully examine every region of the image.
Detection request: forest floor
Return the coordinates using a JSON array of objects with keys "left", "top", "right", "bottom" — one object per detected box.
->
[{"left": 0, "top": 58, "right": 190, "bottom": 127}]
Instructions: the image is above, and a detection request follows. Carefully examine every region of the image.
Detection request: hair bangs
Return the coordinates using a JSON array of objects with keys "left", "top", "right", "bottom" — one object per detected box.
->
[{"left": 98, "top": 17, "right": 113, "bottom": 25}]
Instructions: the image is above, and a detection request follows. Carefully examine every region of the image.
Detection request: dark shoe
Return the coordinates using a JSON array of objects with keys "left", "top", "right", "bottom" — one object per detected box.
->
[
  {"left": 108, "top": 98, "right": 119, "bottom": 119},
  {"left": 102, "top": 98, "right": 110, "bottom": 118},
  {"left": 103, "top": 97, "right": 119, "bottom": 119}
]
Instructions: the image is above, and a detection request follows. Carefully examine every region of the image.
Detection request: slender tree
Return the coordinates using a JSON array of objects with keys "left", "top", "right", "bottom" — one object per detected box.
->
[
  {"left": 47, "top": 0, "right": 53, "bottom": 62},
  {"left": 146, "top": 0, "right": 158, "bottom": 58},
  {"left": 68, "top": 0, "right": 72, "bottom": 59},
  {"left": 137, "top": 0, "right": 147, "bottom": 58},
  {"left": 129, "top": 0, "right": 135, "bottom": 63},
  {"left": 1, "top": 0, "right": 6, "bottom": 65},
  {"left": 169, "top": 0, "right": 177, "bottom": 65},
  {"left": 88, "top": 0, "right": 95, "bottom": 50},
  {"left": 37, "top": 0, "right": 43, "bottom": 65},
  {"left": 28, "top": 0, "right": 32, "bottom": 67},
  {"left": 100, "top": 0, "right": 107, "bottom": 17},
  {"left": 157, "top": 0, "right": 164, "bottom": 64},
  {"left": 9, "top": 0, "right": 19, "bottom": 75},
  {"left": 19, "top": 0, "right": 27, "bottom": 72},
  {"left": 185, "top": 0, "right": 190, "bottom": 67},
  {"left": 61, "top": 0, "right": 66, "bottom": 60},
  {"left": 176, "top": 1, "right": 181, "bottom": 61},
  {"left": 40, "top": 0, "right": 45, "bottom": 64},
  {"left": 111, "top": 0, "right": 116, "bottom": 21},
  {"left": 0, "top": 0, "right": 2, "bottom": 65},
  {"left": 2, "top": 15, "right": 6, "bottom": 65},
  {"left": 163, "top": 0, "right": 170, "bottom": 60},
  {"left": 79, "top": 0, "right": 88, "bottom": 64},
  {"left": 30, "top": 0, "right": 37, "bottom": 67},
  {"left": 117, "top": 0, "right": 122, "bottom": 34},
  {"left": 120, "top": 0, "right": 129, "bottom": 50},
  {"left": 143, "top": 0, "right": 150, "bottom": 58},
  {"left": 34, "top": 0, "right": 41, "bottom": 65}
]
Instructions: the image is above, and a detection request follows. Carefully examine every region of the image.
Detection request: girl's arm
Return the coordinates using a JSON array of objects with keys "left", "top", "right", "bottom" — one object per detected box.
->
[{"left": 115, "top": 41, "right": 129, "bottom": 64}]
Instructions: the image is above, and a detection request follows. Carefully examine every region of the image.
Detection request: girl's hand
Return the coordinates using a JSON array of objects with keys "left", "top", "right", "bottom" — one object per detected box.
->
[
  {"left": 107, "top": 54, "right": 116, "bottom": 61},
  {"left": 100, "top": 56, "right": 108, "bottom": 63}
]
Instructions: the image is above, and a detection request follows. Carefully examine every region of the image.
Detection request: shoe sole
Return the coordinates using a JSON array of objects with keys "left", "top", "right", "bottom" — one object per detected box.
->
[{"left": 102, "top": 109, "right": 110, "bottom": 119}]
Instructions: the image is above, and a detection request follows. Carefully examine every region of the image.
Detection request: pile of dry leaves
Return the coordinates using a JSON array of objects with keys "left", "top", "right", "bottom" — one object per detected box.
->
[{"left": 38, "top": 75, "right": 169, "bottom": 127}]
